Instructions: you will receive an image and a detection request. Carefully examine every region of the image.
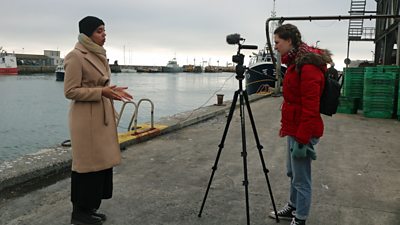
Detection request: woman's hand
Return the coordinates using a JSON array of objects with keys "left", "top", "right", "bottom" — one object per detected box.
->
[
  {"left": 112, "top": 86, "right": 133, "bottom": 101},
  {"left": 102, "top": 85, "right": 133, "bottom": 101}
]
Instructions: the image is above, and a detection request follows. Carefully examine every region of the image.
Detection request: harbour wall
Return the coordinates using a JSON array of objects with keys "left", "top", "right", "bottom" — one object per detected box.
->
[{"left": 17, "top": 65, "right": 57, "bottom": 74}]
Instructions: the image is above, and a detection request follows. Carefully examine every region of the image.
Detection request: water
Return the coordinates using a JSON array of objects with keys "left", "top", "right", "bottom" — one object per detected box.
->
[{"left": 0, "top": 72, "right": 238, "bottom": 162}]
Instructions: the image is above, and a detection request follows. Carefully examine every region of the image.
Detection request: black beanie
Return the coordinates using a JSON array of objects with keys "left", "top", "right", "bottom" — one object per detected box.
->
[{"left": 79, "top": 16, "right": 104, "bottom": 37}]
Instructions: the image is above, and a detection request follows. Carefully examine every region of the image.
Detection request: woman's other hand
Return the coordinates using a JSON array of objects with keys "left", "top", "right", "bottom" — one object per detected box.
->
[
  {"left": 102, "top": 85, "right": 133, "bottom": 101},
  {"left": 112, "top": 86, "right": 133, "bottom": 101}
]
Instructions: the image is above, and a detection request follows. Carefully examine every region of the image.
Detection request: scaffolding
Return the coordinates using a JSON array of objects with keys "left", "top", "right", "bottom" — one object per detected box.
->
[{"left": 373, "top": 0, "right": 400, "bottom": 65}]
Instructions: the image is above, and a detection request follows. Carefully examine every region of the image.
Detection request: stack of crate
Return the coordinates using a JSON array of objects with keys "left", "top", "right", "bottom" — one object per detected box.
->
[
  {"left": 378, "top": 66, "right": 400, "bottom": 120},
  {"left": 376, "top": 66, "right": 400, "bottom": 120},
  {"left": 338, "top": 67, "right": 365, "bottom": 114},
  {"left": 363, "top": 66, "right": 397, "bottom": 118}
]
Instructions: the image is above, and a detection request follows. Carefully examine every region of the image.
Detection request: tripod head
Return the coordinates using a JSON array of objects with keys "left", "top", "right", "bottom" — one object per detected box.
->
[{"left": 226, "top": 33, "right": 257, "bottom": 80}]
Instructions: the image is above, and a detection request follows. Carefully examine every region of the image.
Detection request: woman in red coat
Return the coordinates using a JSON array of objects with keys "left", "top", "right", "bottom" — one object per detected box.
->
[{"left": 268, "top": 24, "right": 332, "bottom": 225}]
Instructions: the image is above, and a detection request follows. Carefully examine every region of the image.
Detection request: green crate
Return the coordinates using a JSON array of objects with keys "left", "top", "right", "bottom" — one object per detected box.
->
[
  {"left": 344, "top": 67, "right": 365, "bottom": 74},
  {"left": 337, "top": 96, "right": 358, "bottom": 114},
  {"left": 363, "top": 110, "right": 393, "bottom": 119},
  {"left": 365, "top": 67, "right": 384, "bottom": 74},
  {"left": 377, "top": 65, "right": 400, "bottom": 74},
  {"left": 343, "top": 88, "right": 363, "bottom": 98},
  {"left": 342, "top": 69, "right": 365, "bottom": 98},
  {"left": 398, "top": 78, "right": 400, "bottom": 117},
  {"left": 364, "top": 96, "right": 394, "bottom": 105},
  {"left": 363, "top": 86, "right": 395, "bottom": 97},
  {"left": 364, "top": 72, "right": 397, "bottom": 80}
]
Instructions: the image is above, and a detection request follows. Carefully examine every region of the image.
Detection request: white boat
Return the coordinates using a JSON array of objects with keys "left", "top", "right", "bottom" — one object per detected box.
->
[
  {"left": 0, "top": 47, "right": 18, "bottom": 75},
  {"left": 162, "top": 58, "right": 183, "bottom": 73},
  {"left": 121, "top": 68, "right": 137, "bottom": 73},
  {"left": 55, "top": 64, "right": 65, "bottom": 81}
]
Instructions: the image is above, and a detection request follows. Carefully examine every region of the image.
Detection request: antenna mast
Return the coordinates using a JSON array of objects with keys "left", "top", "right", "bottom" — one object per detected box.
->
[{"left": 269, "top": 0, "right": 277, "bottom": 41}]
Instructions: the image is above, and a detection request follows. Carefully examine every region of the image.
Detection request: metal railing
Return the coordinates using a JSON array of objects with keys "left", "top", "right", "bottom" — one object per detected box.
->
[{"left": 116, "top": 98, "right": 155, "bottom": 133}]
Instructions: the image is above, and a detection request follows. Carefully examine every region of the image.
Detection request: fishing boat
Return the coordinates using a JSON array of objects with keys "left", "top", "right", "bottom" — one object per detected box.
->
[
  {"left": 162, "top": 58, "right": 183, "bottom": 73},
  {"left": 55, "top": 64, "right": 65, "bottom": 81},
  {"left": 245, "top": 46, "right": 286, "bottom": 95},
  {"left": 0, "top": 47, "right": 18, "bottom": 75},
  {"left": 245, "top": 0, "right": 286, "bottom": 95}
]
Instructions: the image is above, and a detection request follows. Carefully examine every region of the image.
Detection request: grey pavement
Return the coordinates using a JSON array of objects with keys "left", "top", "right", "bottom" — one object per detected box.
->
[{"left": 0, "top": 96, "right": 399, "bottom": 225}]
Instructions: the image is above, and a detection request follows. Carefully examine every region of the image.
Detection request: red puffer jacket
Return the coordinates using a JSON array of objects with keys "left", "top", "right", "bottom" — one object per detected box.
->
[{"left": 279, "top": 46, "right": 331, "bottom": 144}]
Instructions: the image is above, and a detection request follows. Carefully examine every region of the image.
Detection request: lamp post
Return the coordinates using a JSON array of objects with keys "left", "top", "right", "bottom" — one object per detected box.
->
[{"left": 315, "top": 40, "right": 320, "bottom": 48}]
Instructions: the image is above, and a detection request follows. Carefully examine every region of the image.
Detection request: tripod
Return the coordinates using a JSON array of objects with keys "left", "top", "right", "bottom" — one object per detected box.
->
[{"left": 198, "top": 45, "right": 279, "bottom": 224}]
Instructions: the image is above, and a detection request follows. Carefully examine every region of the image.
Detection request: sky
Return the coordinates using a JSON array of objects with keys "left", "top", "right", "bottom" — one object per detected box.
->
[{"left": 1, "top": 0, "right": 379, "bottom": 69}]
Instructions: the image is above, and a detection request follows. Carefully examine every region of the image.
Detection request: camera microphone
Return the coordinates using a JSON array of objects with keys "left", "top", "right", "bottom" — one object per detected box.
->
[
  {"left": 226, "top": 33, "right": 243, "bottom": 45},
  {"left": 241, "top": 45, "right": 258, "bottom": 50}
]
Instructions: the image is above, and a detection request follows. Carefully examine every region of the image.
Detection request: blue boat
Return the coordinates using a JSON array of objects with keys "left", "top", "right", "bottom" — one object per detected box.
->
[
  {"left": 245, "top": 47, "right": 286, "bottom": 95},
  {"left": 55, "top": 64, "right": 64, "bottom": 81}
]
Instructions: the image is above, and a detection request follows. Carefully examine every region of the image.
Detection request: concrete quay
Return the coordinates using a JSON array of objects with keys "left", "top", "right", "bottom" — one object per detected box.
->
[{"left": 1, "top": 95, "right": 400, "bottom": 225}]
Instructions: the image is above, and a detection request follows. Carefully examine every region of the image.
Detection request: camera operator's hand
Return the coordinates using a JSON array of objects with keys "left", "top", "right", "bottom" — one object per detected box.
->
[
  {"left": 102, "top": 85, "right": 133, "bottom": 102},
  {"left": 291, "top": 141, "right": 317, "bottom": 160},
  {"left": 291, "top": 141, "right": 307, "bottom": 159}
]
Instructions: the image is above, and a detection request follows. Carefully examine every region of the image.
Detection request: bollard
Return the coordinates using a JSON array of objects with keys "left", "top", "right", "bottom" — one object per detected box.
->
[{"left": 217, "top": 94, "right": 224, "bottom": 105}]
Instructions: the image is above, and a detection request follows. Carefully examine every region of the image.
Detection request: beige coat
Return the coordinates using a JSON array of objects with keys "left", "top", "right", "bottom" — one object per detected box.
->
[{"left": 64, "top": 42, "right": 121, "bottom": 173}]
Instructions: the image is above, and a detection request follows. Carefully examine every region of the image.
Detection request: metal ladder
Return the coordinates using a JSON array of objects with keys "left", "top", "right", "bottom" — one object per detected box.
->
[
  {"left": 116, "top": 99, "right": 154, "bottom": 133},
  {"left": 348, "top": 0, "right": 376, "bottom": 41}
]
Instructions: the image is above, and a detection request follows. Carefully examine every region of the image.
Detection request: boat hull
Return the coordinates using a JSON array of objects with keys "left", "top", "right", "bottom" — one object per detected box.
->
[
  {"left": 162, "top": 67, "right": 183, "bottom": 73},
  {"left": 246, "top": 62, "right": 285, "bottom": 95},
  {"left": 56, "top": 71, "right": 64, "bottom": 81},
  {"left": 0, "top": 67, "right": 18, "bottom": 75}
]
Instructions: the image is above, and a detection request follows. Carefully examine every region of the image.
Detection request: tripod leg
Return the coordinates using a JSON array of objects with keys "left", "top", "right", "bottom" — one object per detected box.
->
[
  {"left": 238, "top": 91, "right": 251, "bottom": 225},
  {"left": 198, "top": 90, "right": 239, "bottom": 217},
  {"left": 243, "top": 92, "right": 280, "bottom": 223}
]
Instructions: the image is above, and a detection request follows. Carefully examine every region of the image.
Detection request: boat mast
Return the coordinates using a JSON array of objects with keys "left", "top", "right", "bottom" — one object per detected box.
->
[
  {"left": 270, "top": 0, "right": 283, "bottom": 96},
  {"left": 269, "top": 0, "right": 277, "bottom": 43}
]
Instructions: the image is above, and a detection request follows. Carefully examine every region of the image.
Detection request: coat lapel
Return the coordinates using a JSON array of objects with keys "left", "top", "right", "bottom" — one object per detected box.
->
[
  {"left": 75, "top": 43, "right": 108, "bottom": 77},
  {"left": 84, "top": 54, "right": 108, "bottom": 77}
]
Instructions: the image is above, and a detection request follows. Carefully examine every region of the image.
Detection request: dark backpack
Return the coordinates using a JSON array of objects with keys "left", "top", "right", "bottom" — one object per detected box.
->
[{"left": 319, "top": 71, "right": 341, "bottom": 116}]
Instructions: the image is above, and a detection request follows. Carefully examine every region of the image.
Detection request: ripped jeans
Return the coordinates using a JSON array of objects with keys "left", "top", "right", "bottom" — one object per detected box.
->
[{"left": 286, "top": 136, "right": 319, "bottom": 220}]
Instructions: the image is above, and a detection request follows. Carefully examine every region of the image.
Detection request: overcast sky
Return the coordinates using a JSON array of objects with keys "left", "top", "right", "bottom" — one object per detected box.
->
[{"left": 1, "top": 0, "right": 378, "bottom": 69}]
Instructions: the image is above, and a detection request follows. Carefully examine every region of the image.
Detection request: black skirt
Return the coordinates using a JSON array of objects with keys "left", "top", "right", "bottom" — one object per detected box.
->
[{"left": 71, "top": 168, "right": 113, "bottom": 210}]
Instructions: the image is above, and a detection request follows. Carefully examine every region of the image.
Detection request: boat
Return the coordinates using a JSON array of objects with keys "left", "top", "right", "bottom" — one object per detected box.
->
[
  {"left": 193, "top": 66, "right": 203, "bottom": 73},
  {"left": 121, "top": 68, "right": 137, "bottom": 73},
  {"left": 162, "top": 58, "right": 183, "bottom": 73},
  {"left": 55, "top": 64, "right": 65, "bottom": 81},
  {"left": 245, "top": 46, "right": 286, "bottom": 95},
  {"left": 136, "top": 66, "right": 161, "bottom": 73},
  {"left": 183, "top": 65, "right": 203, "bottom": 73},
  {"left": 245, "top": 0, "right": 286, "bottom": 95},
  {"left": 0, "top": 47, "right": 18, "bottom": 75}
]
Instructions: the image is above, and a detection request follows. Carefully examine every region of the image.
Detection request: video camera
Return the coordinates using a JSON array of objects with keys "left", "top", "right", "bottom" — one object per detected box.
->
[
  {"left": 226, "top": 33, "right": 258, "bottom": 50},
  {"left": 226, "top": 33, "right": 257, "bottom": 77}
]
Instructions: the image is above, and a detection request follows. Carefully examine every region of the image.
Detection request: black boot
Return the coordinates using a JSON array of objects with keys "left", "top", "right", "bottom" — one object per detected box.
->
[
  {"left": 71, "top": 205, "right": 103, "bottom": 225},
  {"left": 91, "top": 209, "right": 107, "bottom": 221}
]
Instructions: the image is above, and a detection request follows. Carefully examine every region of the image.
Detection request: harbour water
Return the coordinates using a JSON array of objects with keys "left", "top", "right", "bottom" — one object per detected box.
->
[{"left": 0, "top": 72, "right": 238, "bottom": 163}]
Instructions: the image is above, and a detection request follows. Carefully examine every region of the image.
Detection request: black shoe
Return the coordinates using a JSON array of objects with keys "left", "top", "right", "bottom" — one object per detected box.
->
[
  {"left": 268, "top": 203, "right": 296, "bottom": 220},
  {"left": 71, "top": 207, "right": 103, "bottom": 225},
  {"left": 290, "top": 217, "right": 306, "bottom": 225},
  {"left": 91, "top": 209, "right": 107, "bottom": 221}
]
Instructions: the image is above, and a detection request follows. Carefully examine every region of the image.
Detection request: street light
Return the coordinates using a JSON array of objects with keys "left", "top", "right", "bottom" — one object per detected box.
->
[{"left": 315, "top": 40, "right": 320, "bottom": 48}]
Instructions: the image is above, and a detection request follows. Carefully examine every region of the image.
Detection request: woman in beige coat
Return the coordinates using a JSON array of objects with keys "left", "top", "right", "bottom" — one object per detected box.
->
[{"left": 64, "top": 16, "right": 132, "bottom": 225}]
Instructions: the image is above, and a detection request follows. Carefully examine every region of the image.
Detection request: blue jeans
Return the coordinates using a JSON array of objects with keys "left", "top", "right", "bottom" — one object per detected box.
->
[{"left": 286, "top": 136, "right": 318, "bottom": 220}]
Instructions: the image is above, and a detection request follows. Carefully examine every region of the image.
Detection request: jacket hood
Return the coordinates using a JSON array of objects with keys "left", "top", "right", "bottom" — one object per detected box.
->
[{"left": 295, "top": 48, "right": 333, "bottom": 72}]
